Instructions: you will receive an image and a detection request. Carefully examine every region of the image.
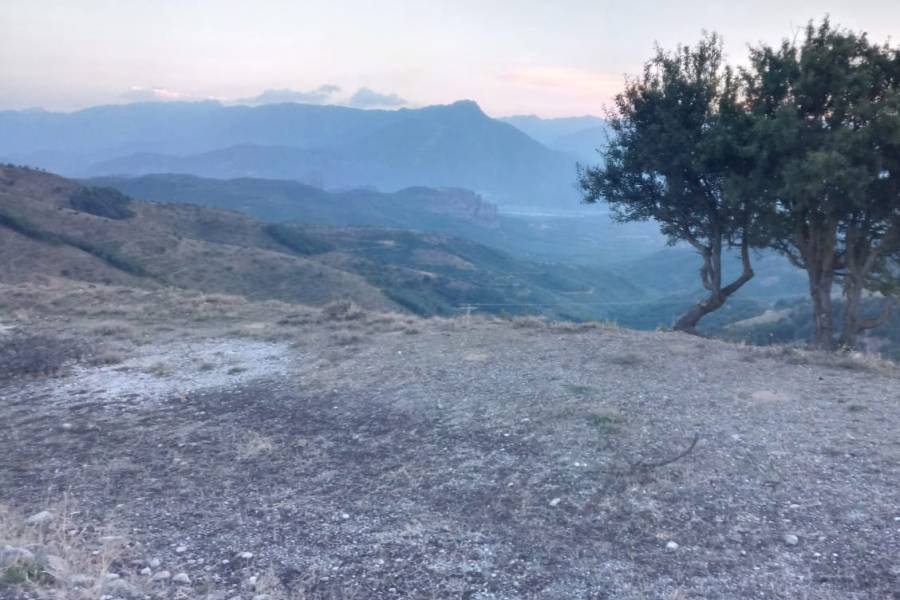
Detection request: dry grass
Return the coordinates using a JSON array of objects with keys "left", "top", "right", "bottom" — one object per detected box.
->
[
  {"left": 0, "top": 500, "right": 135, "bottom": 599},
  {"left": 236, "top": 430, "right": 277, "bottom": 461}
]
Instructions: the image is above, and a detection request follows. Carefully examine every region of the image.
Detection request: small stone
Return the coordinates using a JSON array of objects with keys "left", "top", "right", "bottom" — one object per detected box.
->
[
  {"left": 666, "top": 541, "right": 679, "bottom": 550},
  {"left": 140, "top": 567, "right": 152, "bottom": 576},
  {"left": 253, "top": 595, "right": 272, "bottom": 600},
  {"left": 104, "top": 578, "right": 139, "bottom": 598},
  {"left": 25, "top": 510, "right": 55, "bottom": 526},
  {"left": 175, "top": 545, "right": 187, "bottom": 554},
  {"left": 1, "top": 545, "right": 35, "bottom": 568},
  {"left": 151, "top": 570, "right": 171, "bottom": 582},
  {"left": 172, "top": 572, "right": 191, "bottom": 585},
  {"left": 149, "top": 557, "right": 162, "bottom": 568},
  {"left": 549, "top": 497, "right": 561, "bottom": 507},
  {"left": 238, "top": 551, "right": 254, "bottom": 560},
  {"left": 340, "top": 512, "right": 350, "bottom": 520},
  {"left": 783, "top": 534, "right": 800, "bottom": 546},
  {"left": 71, "top": 574, "right": 94, "bottom": 588}
]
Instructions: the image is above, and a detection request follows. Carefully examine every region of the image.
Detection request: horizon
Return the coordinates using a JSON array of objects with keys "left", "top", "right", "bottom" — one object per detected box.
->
[{"left": 3, "top": 0, "right": 900, "bottom": 118}]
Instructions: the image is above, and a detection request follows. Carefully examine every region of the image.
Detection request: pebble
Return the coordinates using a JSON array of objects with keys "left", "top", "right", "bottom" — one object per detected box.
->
[
  {"left": 151, "top": 570, "right": 172, "bottom": 582},
  {"left": 549, "top": 497, "right": 561, "bottom": 507},
  {"left": 104, "top": 578, "right": 139, "bottom": 598},
  {"left": 24, "top": 510, "right": 55, "bottom": 526},
  {"left": 783, "top": 534, "right": 800, "bottom": 546},
  {"left": 149, "top": 557, "right": 162, "bottom": 568},
  {"left": 175, "top": 545, "right": 188, "bottom": 554},
  {"left": 666, "top": 541, "right": 679, "bottom": 550},
  {"left": 0, "top": 545, "right": 35, "bottom": 568},
  {"left": 238, "top": 551, "right": 254, "bottom": 560},
  {"left": 173, "top": 571, "right": 191, "bottom": 585},
  {"left": 140, "top": 567, "right": 152, "bottom": 576},
  {"left": 71, "top": 574, "right": 94, "bottom": 587}
]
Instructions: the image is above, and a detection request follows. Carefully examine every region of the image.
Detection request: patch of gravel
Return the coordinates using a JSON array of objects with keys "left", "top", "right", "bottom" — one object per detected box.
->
[
  {"left": 1, "top": 316, "right": 899, "bottom": 599},
  {"left": 4, "top": 338, "right": 295, "bottom": 407}
]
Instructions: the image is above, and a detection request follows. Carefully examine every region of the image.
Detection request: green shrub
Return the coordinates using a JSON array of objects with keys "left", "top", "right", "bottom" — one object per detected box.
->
[{"left": 69, "top": 187, "right": 135, "bottom": 220}]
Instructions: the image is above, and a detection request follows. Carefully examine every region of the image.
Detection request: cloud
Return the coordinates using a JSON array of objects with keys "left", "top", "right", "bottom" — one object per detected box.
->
[
  {"left": 236, "top": 85, "right": 341, "bottom": 106},
  {"left": 347, "top": 87, "right": 406, "bottom": 108},
  {"left": 121, "top": 86, "right": 193, "bottom": 102}
]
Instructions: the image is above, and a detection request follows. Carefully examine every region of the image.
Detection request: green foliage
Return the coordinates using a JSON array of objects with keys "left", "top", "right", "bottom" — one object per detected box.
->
[
  {"left": 264, "top": 223, "right": 334, "bottom": 255},
  {"left": 579, "top": 33, "right": 761, "bottom": 331},
  {"left": 741, "top": 18, "right": 900, "bottom": 347},
  {"left": 69, "top": 186, "right": 135, "bottom": 219}
]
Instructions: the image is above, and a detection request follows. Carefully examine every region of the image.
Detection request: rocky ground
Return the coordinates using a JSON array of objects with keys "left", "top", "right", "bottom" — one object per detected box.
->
[{"left": 1, "top": 281, "right": 899, "bottom": 599}]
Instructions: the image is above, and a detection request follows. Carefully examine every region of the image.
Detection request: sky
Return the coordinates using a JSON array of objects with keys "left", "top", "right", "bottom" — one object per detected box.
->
[{"left": 2, "top": 0, "right": 899, "bottom": 117}]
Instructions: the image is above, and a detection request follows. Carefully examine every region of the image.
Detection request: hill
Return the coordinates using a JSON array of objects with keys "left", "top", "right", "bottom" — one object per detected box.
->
[
  {"left": 0, "top": 101, "right": 580, "bottom": 209},
  {"left": 0, "top": 165, "right": 641, "bottom": 321},
  {"left": 1, "top": 281, "right": 897, "bottom": 599},
  {"left": 87, "top": 173, "right": 500, "bottom": 230}
]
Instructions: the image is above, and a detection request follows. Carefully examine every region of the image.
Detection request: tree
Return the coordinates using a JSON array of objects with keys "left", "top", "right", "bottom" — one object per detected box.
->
[
  {"left": 743, "top": 19, "right": 900, "bottom": 349},
  {"left": 579, "top": 34, "right": 760, "bottom": 333}
]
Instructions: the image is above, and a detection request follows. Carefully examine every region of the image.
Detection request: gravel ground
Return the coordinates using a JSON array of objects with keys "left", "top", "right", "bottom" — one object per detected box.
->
[{"left": 1, "top": 303, "right": 899, "bottom": 599}]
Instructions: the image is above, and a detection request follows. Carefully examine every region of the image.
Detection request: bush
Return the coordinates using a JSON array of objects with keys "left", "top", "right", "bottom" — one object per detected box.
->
[
  {"left": 0, "top": 334, "right": 86, "bottom": 380},
  {"left": 265, "top": 223, "right": 333, "bottom": 255},
  {"left": 69, "top": 187, "right": 135, "bottom": 220}
]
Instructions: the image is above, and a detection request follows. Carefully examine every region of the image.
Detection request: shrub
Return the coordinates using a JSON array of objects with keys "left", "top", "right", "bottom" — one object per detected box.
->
[{"left": 69, "top": 187, "right": 135, "bottom": 220}]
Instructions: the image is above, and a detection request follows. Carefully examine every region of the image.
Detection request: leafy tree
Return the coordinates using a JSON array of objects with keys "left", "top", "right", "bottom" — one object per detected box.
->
[
  {"left": 579, "top": 34, "right": 760, "bottom": 333},
  {"left": 743, "top": 19, "right": 900, "bottom": 349}
]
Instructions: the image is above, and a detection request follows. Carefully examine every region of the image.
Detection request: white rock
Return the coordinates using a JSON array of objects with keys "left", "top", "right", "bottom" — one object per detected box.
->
[
  {"left": 149, "top": 557, "right": 162, "bottom": 568},
  {"left": 783, "top": 534, "right": 800, "bottom": 546},
  {"left": 140, "top": 567, "right": 152, "bottom": 576},
  {"left": 549, "top": 497, "right": 561, "bottom": 507},
  {"left": 238, "top": 551, "right": 254, "bottom": 560},
  {"left": 151, "top": 570, "right": 171, "bottom": 582},
  {"left": 666, "top": 541, "right": 679, "bottom": 550},
  {"left": 175, "top": 545, "right": 187, "bottom": 554},
  {"left": 24, "top": 510, "right": 55, "bottom": 526},
  {"left": 172, "top": 571, "right": 191, "bottom": 585}
]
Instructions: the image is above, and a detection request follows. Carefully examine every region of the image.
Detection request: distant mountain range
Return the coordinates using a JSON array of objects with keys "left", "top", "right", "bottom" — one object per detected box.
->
[
  {"left": 499, "top": 115, "right": 610, "bottom": 164},
  {"left": 0, "top": 100, "right": 597, "bottom": 210}
]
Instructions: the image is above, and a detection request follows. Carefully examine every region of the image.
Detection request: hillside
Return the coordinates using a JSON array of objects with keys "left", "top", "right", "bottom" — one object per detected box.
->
[
  {"left": 87, "top": 173, "right": 500, "bottom": 229},
  {"left": 0, "top": 166, "right": 640, "bottom": 321},
  {"left": 0, "top": 101, "right": 580, "bottom": 209},
  {"left": 1, "top": 281, "right": 897, "bottom": 599}
]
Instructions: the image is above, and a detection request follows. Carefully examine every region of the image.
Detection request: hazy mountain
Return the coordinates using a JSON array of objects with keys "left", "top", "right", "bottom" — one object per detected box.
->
[
  {"left": 88, "top": 173, "right": 666, "bottom": 268},
  {"left": 500, "top": 115, "right": 610, "bottom": 163},
  {"left": 87, "top": 174, "right": 500, "bottom": 229},
  {"left": 0, "top": 100, "right": 581, "bottom": 209}
]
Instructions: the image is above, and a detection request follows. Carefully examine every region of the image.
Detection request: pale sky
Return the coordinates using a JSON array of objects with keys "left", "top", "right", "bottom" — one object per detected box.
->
[{"left": 2, "top": 0, "right": 898, "bottom": 117}]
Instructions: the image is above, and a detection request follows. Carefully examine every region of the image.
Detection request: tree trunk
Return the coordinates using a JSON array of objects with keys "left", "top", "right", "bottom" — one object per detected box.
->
[
  {"left": 673, "top": 295, "right": 724, "bottom": 333},
  {"left": 840, "top": 274, "right": 864, "bottom": 348},
  {"left": 808, "top": 268, "right": 835, "bottom": 350},
  {"left": 673, "top": 237, "right": 754, "bottom": 334}
]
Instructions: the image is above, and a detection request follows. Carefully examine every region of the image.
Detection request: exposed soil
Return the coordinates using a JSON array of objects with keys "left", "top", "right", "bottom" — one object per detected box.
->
[{"left": 1, "top": 285, "right": 899, "bottom": 599}]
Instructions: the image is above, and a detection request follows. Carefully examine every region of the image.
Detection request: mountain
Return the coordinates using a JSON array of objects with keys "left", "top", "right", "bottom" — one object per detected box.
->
[
  {"left": 0, "top": 165, "right": 643, "bottom": 320},
  {"left": 500, "top": 115, "right": 610, "bottom": 163},
  {"left": 0, "top": 101, "right": 581, "bottom": 209},
  {"left": 88, "top": 173, "right": 667, "bottom": 270},
  {"left": 87, "top": 174, "right": 500, "bottom": 229}
]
